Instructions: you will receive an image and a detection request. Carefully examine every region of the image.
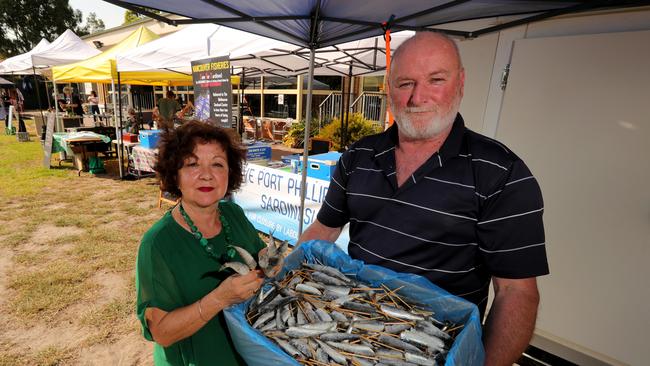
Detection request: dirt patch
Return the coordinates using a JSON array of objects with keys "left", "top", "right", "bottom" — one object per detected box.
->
[
  {"left": 2, "top": 322, "right": 88, "bottom": 355},
  {"left": 30, "top": 224, "right": 85, "bottom": 245},
  {"left": 76, "top": 332, "right": 153, "bottom": 366},
  {"left": 92, "top": 272, "right": 127, "bottom": 305},
  {"left": 44, "top": 202, "right": 68, "bottom": 211},
  {"left": 0, "top": 248, "right": 13, "bottom": 306}
]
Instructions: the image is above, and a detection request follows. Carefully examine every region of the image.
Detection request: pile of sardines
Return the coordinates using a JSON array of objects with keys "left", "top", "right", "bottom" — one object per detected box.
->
[{"left": 246, "top": 262, "right": 464, "bottom": 366}]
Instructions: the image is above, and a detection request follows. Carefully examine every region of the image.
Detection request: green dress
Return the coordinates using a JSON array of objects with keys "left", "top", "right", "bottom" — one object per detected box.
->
[{"left": 136, "top": 200, "right": 265, "bottom": 366}]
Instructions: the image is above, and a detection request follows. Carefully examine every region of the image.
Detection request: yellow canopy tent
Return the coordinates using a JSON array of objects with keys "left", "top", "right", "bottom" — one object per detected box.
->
[{"left": 52, "top": 26, "right": 193, "bottom": 85}]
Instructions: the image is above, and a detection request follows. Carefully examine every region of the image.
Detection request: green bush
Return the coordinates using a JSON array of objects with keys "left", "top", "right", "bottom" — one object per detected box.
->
[
  {"left": 317, "top": 113, "right": 382, "bottom": 151},
  {"left": 282, "top": 118, "right": 320, "bottom": 148}
]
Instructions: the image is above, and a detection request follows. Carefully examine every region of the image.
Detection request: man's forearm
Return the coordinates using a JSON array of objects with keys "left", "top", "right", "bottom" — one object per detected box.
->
[
  {"left": 483, "top": 277, "right": 539, "bottom": 366},
  {"left": 297, "top": 219, "right": 341, "bottom": 245}
]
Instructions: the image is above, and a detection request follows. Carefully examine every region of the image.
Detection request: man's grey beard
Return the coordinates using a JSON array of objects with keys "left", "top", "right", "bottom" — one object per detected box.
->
[{"left": 390, "top": 94, "right": 461, "bottom": 140}]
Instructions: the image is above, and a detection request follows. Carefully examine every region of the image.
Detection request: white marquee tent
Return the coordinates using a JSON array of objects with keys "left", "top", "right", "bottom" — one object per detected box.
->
[
  {"left": 0, "top": 39, "right": 50, "bottom": 74},
  {"left": 30, "top": 29, "right": 101, "bottom": 69}
]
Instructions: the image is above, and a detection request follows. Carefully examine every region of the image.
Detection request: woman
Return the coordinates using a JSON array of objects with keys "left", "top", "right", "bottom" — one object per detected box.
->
[
  {"left": 136, "top": 121, "right": 269, "bottom": 365},
  {"left": 87, "top": 91, "right": 101, "bottom": 122}
]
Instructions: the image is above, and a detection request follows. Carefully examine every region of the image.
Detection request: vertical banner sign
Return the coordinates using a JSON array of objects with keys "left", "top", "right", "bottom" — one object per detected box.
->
[
  {"left": 42, "top": 112, "right": 56, "bottom": 168},
  {"left": 191, "top": 56, "right": 232, "bottom": 128}
]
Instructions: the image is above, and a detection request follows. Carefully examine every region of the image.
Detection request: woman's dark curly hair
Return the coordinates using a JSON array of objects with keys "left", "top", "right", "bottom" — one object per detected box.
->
[{"left": 155, "top": 120, "right": 246, "bottom": 198}]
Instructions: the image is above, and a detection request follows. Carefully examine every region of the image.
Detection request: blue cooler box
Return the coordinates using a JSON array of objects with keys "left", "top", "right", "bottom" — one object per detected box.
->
[
  {"left": 139, "top": 130, "right": 162, "bottom": 149},
  {"left": 246, "top": 142, "right": 272, "bottom": 161},
  {"left": 307, "top": 152, "right": 341, "bottom": 181}
]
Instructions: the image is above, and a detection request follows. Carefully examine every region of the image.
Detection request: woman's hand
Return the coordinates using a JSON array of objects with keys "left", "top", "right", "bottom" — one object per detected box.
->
[{"left": 210, "top": 269, "right": 264, "bottom": 308}]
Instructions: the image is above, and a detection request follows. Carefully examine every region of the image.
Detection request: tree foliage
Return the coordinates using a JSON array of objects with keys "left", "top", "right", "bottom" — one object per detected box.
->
[
  {"left": 82, "top": 12, "right": 105, "bottom": 35},
  {"left": 123, "top": 8, "right": 161, "bottom": 25},
  {"left": 0, "top": 0, "right": 86, "bottom": 58}
]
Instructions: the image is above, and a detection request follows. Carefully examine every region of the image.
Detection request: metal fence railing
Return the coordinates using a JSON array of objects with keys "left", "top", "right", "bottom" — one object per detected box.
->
[
  {"left": 317, "top": 92, "right": 342, "bottom": 129},
  {"left": 350, "top": 92, "right": 386, "bottom": 123}
]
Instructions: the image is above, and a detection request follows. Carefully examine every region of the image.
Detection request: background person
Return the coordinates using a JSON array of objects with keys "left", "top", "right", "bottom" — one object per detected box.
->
[
  {"left": 157, "top": 90, "right": 181, "bottom": 131},
  {"left": 136, "top": 121, "right": 278, "bottom": 365},
  {"left": 87, "top": 90, "right": 101, "bottom": 122},
  {"left": 298, "top": 32, "right": 549, "bottom": 366}
]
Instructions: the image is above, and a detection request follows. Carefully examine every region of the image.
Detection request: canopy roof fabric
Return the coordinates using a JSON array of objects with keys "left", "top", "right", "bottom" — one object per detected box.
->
[
  {"left": 116, "top": 23, "right": 290, "bottom": 78},
  {"left": 52, "top": 26, "right": 168, "bottom": 84},
  {"left": 0, "top": 77, "right": 14, "bottom": 86},
  {"left": 233, "top": 30, "right": 414, "bottom": 77},
  {"left": 105, "top": 0, "right": 650, "bottom": 48},
  {"left": 0, "top": 39, "right": 51, "bottom": 74},
  {"left": 30, "top": 29, "right": 101, "bottom": 69}
]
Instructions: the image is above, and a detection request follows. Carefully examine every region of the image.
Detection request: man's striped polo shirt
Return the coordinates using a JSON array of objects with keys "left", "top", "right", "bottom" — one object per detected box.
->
[{"left": 317, "top": 114, "right": 549, "bottom": 316}]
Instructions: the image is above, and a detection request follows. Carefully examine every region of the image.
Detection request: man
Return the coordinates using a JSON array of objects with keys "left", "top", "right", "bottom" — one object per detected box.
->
[
  {"left": 157, "top": 90, "right": 181, "bottom": 131},
  {"left": 298, "top": 32, "right": 549, "bottom": 365}
]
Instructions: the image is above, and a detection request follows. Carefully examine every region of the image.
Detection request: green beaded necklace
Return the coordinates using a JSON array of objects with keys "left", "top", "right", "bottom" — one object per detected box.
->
[{"left": 178, "top": 201, "right": 236, "bottom": 262}]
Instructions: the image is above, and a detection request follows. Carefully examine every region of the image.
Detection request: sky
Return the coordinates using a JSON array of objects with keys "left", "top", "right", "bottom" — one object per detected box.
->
[{"left": 69, "top": 0, "right": 128, "bottom": 30}]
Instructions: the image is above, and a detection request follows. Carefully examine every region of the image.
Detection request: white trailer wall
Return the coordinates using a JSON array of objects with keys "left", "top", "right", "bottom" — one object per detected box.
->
[{"left": 454, "top": 7, "right": 650, "bottom": 366}]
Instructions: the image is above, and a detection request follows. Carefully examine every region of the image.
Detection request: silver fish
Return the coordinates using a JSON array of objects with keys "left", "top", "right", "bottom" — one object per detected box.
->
[
  {"left": 289, "top": 338, "right": 312, "bottom": 358},
  {"left": 303, "top": 263, "right": 351, "bottom": 283},
  {"left": 231, "top": 245, "right": 257, "bottom": 270},
  {"left": 295, "top": 283, "right": 322, "bottom": 296},
  {"left": 319, "top": 332, "right": 361, "bottom": 342},
  {"left": 385, "top": 323, "right": 413, "bottom": 334},
  {"left": 327, "top": 341, "right": 375, "bottom": 356},
  {"left": 416, "top": 320, "right": 451, "bottom": 340},
  {"left": 380, "top": 304, "right": 425, "bottom": 321},
  {"left": 315, "top": 339, "right": 347, "bottom": 364},
  {"left": 353, "top": 320, "right": 385, "bottom": 332},
  {"left": 252, "top": 310, "right": 275, "bottom": 329},
  {"left": 315, "top": 308, "right": 333, "bottom": 322},
  {"left": 378, "top": 334, "right": 422, "bottom": 354},
  {"left": 219, "top": 262, "right": 250, "bottom": 275},
  {"left": 404, "top": 352, "right": 435, "bottom": 366},
  {"left": 312, "top": 271, "right": 349, "bottom": 286},
  {"left": 273, "top": 337, "right": 302, "bottom": 358},
  {"left": 400, "top": 329, "right": 445, "bottom": 353},
  {"left": 285, "top": 321, "right": 337, "bottom": 337}
]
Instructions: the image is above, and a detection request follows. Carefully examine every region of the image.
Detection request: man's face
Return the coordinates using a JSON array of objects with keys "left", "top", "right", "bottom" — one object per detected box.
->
[{"left": 389, "top": 34, "right": 465, "bottom": 140}]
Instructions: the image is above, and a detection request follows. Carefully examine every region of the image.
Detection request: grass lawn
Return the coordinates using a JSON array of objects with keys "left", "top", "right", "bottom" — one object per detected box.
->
[{"left": 0, "top": 134, "right": 162, "bottom": 365}]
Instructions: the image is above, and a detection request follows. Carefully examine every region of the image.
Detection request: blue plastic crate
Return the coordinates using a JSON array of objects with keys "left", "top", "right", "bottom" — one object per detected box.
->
[
  {"left": 139, "top": 130, "right": 162, "bottom": 149},
  {"left": 307, "top": 152, "right": 341, "bottom": 181}
]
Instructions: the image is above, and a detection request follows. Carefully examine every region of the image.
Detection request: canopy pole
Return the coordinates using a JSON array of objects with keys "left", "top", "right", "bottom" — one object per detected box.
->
[
  {"left": 53, "top": 78, "right": 60, "bottom": 133},
  {"left": 117, "top": 72, "right": 125, "bottom": 179},
  {"left": 344, "top": 63, "right": 353, "bottom": 149},
  {"left": 111, "top": 79, "right": 124, "bottom": 179},
  {"left": 239, "top": 68, "right": 246, "bottom": 137},
  {"left": 44, "top": 80, "right": 51, "bottom": 109},
  {"left": 103, "top": 84, "right": 109, "bottom": 121},
  {"left": 32, "top": 67, "right": 46, "bottom": 135},
  {"left": 382, "top": 20, "right": 395, "bottom": 129},
  {"left": 298, "top": 48, "right": 316, "bottom": 237}
]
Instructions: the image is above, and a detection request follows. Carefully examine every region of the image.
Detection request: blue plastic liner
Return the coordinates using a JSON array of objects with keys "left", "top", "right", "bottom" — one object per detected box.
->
[{"left": 225, "top": 240, "right": 485, "bottom": 365}]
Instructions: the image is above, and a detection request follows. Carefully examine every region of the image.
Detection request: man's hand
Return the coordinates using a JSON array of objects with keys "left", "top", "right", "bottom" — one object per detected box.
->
[
  {"left": 297, "top": 219, "right": 342, "bottom": 246},
  {"left": 483, "top": 277, "right": 540, "bottom": 366}
]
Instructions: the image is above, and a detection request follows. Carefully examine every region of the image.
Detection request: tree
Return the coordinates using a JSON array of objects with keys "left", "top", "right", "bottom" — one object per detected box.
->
[
  {"left": 0, "top": 0, "right": 87, "bottom": 58},
  {"left": 123, "top": 8, "right": 161, "bottom": 25},
  {"left": 81, "top": 12, "right": 106, "bottom": 35}
]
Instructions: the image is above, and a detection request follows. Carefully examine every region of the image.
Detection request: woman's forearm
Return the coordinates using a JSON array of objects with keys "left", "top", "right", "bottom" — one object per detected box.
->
[{"left": 146, "top": 292, "right": 229, "bottom": 347}]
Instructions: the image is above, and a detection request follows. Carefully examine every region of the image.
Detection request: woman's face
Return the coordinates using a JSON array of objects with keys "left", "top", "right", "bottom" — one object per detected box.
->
[{"left": 177, "top": 141, "right": 229, "bottom": 209}]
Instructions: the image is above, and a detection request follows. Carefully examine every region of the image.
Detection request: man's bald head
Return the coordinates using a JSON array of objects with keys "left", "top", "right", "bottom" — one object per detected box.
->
[{"left": 389, "top": 32, "right": 463, "bottom": 86}]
